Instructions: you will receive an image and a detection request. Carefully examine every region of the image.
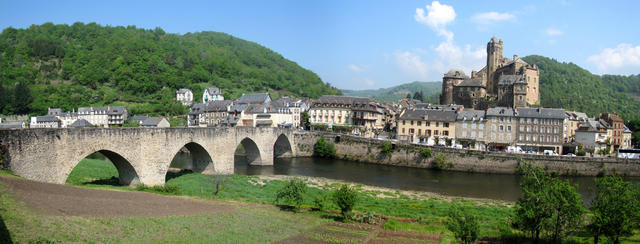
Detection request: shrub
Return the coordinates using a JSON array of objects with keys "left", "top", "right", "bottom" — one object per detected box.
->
[
  {"left": 333, "top": 184, "right": 359, "bottom": 219},
  {"left": 431, "top": 154, "right": 447, "bottom": 170},
  {"left": 313, "top": 192, "right": 331, "bottom": 211},
  {"left": 135, "top": 184, "right": 181, "bottom": 195},
  {"left": 446, "top": 205, "right": 480, "bottom": 244},
  {"left": 380, "top": 142, "right": 393, "bottom": 157},
  {"left": 314, "top": 137, "right": 336, "bottom": 158},
  {"left": 275, "top": 178, "right": 307, "bottom": 209},
  {"left": 420, "top": 148, "right": 432, "bottom": 158}
]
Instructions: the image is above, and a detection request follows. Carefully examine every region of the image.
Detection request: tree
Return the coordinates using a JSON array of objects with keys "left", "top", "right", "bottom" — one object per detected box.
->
[
  {"left": 513, "top": 162, "right": 584, "bottom": 243},
  {"left": 380, "top": 142, "right": 393, "bottom": 157},
  {"left": 314, "top": 137, "right": 336, "bottom": 158},
  {"left": 275, "top": 178, "right": 308, "bottom": 210},
  {"left": 588, "top": 176, "right": 640, "bottom": 244},
  {"left": 333, "top": 184, "right": 358, "bottom": 219},
  {"left": 446, "top": 205, "right": 480, "bottom": 244},
  {"left": 12, "top": 82, "right": 33, "bottom": 115},
  {"left": 413, "top": 91, "right": 424, "bottom": 102},
  {"left": 301, "top": 111, "right": 310, "bottom": 130},
  {"left": 0, "top": 84, "right": 6, "bottom": 113}
]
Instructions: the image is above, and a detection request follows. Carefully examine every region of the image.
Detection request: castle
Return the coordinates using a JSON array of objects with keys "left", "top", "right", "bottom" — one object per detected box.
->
[{"left": 440, "top": 37, "right": 540, "bottom": 109}]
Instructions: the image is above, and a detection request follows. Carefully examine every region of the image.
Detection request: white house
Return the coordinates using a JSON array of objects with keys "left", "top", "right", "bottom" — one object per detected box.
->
[
  {"left": 203, "top": 87, "right": 224, "bottom": 103},
  {"left": 30, "top": 115, "right": 61, "bottom": 128},
  {"left": 176, "top": 88, "right": 193, "bottom": 106}
]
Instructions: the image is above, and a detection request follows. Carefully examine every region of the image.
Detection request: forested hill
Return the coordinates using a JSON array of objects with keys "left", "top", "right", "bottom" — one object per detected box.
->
[
  {"left": 522, "top": 55, "right": 640, "bottom": 119},
  {"left": 342, "top": 81, "right": 441, "bottom": 103},
  {"left": 0, "top": 22, "right": 341, "bottom": 116}
]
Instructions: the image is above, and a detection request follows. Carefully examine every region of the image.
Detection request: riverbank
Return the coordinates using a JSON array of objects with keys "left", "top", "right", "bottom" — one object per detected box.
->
[{"left": 294, "top": 132, "right": 640, "bottom": 177}]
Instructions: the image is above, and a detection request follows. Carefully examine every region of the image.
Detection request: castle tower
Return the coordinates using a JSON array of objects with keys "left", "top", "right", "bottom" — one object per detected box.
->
[
  {"left": 441, "top": 69, "right": 468, "bottom": 105},
  {"left": 486, "top": 37, "right": 503, "bottom": 95}
]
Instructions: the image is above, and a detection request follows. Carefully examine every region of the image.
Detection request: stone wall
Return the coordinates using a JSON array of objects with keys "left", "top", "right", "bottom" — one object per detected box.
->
[{"left": 295, "top": 132, "right": 640, "bottom": 176}]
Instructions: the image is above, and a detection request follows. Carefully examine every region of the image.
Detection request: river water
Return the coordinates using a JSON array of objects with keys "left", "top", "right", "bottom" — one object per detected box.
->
[{"left": 233, "top": 156, "right": 639, "bottom": 202}]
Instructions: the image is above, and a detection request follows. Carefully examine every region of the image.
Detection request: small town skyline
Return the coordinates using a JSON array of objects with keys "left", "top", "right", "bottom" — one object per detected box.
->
[{"left": 0, "top": 1, "right": 638, "bottom": 89}]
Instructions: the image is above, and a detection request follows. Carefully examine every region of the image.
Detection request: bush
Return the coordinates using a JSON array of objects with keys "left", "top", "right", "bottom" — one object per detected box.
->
[
  {"left": 432, "top": 154, "right": 448, "bottom": 170},
  {"left": 275, "top": 178, "right": 307, "bottom": 209},
  {"left": 380, "top": 142, "right": 393, "bottom": 157},
  {"left": 420, "top": 148, "right": 432, "bottom": 158},
  {"left": 135, "top": 184, "right": 181, "bottom": 195},
  {"left": 314, "top": 137, "right": 336, "bottom": 158},
  {"left": 313, "top": 192, "right": 331, "bottom": 211},
  {"left": 333, "top": 184, "right": 359, "bottom": 219},
  {"left": 446, "top": 205, "right": 480, "bottom": 244}
]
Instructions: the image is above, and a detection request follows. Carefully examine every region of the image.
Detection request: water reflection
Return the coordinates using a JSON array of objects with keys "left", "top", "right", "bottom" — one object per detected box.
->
[{"left": 233, "top": 156, "right": 639, "bottom": 202}]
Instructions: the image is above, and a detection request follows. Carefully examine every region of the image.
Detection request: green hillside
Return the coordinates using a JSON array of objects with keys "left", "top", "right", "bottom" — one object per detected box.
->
[
  {"left": 0, "top": 22, "right": 341, "bottom": 116},
  {"left": 522, "top": 55, "right": 640, "bottom": 119},
  {"left": 342, "top": 81, "right": 441, "bottom": 103}
]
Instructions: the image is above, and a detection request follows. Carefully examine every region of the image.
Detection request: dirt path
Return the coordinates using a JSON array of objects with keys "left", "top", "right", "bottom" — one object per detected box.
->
[{"left": 0, "top": 176, "right": 234, "bottom": 217}]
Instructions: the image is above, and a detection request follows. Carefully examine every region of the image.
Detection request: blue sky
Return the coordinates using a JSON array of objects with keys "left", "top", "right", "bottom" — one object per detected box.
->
[{"left": 1, "top": 0, "right": 639, "bottom": 90}]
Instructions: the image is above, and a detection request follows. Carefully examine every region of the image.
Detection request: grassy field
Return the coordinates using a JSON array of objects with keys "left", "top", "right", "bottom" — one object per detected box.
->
[{"left": 4, "top": 158, "right": 639, "bottom": 243}]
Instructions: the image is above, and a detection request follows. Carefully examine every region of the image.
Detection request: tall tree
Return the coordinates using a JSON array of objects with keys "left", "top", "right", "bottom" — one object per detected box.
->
[
  {"left": 588, "top": 176, "right": 640, "bottom": 244},
  {"left": 12, "top": 82, "right": 32, "bottom": 115},
  {"left": 0, "top": 84, "right": 6, "bottom": 113}
]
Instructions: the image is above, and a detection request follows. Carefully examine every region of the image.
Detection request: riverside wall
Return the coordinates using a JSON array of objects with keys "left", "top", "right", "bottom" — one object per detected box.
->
[{"left": 294, "top": 132, "right": 640, "bottom": 176}]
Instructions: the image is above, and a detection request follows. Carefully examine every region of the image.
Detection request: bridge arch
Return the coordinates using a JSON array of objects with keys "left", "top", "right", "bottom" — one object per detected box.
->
[
  {"left": 236, "top": 137, "right": 263, "bottom": 165},
  {"left": 167, "top": 142, "right": 215, "bottom": 178},
  {"left": 65, "top": 149, "right": 141, "bottom": 186},
  {"left": 273, "top": 134, "right": 293, "bottom": 158}
]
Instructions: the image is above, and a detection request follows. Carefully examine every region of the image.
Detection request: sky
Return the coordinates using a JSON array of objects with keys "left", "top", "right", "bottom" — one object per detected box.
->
[{"left": 1, "top": 0, "right": 639, "bottom": 90}]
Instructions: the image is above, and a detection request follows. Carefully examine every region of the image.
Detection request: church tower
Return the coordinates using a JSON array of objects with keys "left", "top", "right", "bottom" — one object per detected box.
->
[{"left": 486, "top": 37, "right": 503, "bottom": 95}]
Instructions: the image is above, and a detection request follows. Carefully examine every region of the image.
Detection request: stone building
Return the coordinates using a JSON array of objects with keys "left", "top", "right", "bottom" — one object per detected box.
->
[
  {"left": 565, "top": 111, "right": 589, "bottom": 142},
  {"left": 485, "top": 107, "right": 517, "bottom": 151},
  {"left": 599, "top": 113, "right": 625, "bottom": 151},
  {"left": 455, "top": 110, "right": 487, "bottom": 150},
  {"left": 515, "top": 107, "right": 566, "bottom": 154},
  {"left": 176, "top": 88, "right": 193, "bottom": 106},
  {"left": 575, "top": 119, "right": 609, "bottom": 155},
  {"left": 30, "top": 115, "right": 61, "bottom": 128},
  {"left": 203, "top": 87, "right": 224, "bottom": 103},
  {"left": 440, "top": 37, "right": 539, "bottom": 109},
  {"left": 396, "top": 109, "right": 457, "bottom": 145},
  {"left": 201, "top": 100, "right": 233, "bottom": 127}
]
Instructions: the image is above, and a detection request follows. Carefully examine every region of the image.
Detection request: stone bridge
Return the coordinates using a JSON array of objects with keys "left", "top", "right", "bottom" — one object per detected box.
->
[{"left": 0, "top": 127, "right": 298, "bottom": 186}]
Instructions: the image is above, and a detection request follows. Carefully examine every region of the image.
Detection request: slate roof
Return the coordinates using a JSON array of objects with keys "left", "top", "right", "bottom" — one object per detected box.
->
[
  {"left": 141, "top": 117, "right": 165, "bottom": 127},
  {"left": 78, "top": 106, "right": 108, "bottom": 114},
  {"left": 457, "top": 110, "right": 486, "bottom": 121},
  {"left": 244, "top": 104, "right": 268, "bottom": 114},
  {"left": 131, "top": 115, "right": 149, "bottom": 121},
  {"left": 517, "top": 107, "right": 566, "bottom": 119},
  {"left": 69, "top": 119, "right": 93, "bottom": 128},
  {"left": 189, "top": 103, "right": 205, "bottom": 115},
  {"left": 204, "top": 100, "right": 233, "bottom": 112},
  {"left": 229, "top": 104, "right": 248, "bottom": 113},
  {"left": 177, "top": 88, "right": 192, "bottom": 94},
  {"left": 36, "top": 115, "right": 61, "bottom": 122},
  {"left": 577, "top": 119, "right": 606, "bottom": 132},
  {"left": 498, "top": 75, "right": 526, "bottom": 85},
  {"left": 444, "top": 69, "right": 469, "bottom": 79},
  {"left": 107, "top": 106, "right": 126, "bottom": 115},
  {"left": 399, "top": 110, "right": 457, "bottom": 122},
  {"left": 204, "top": 87, "right": 221, "bottom": 95},
  {"left": 624, "top": 125, "right": 631, "bottom": 133},
  {"left": 237, "top": 93, "right": 270, "bottom": 104},
  {"left": 315, "top": 95, "right": 372, "bottom": 106},
  {"left": 48, "top": 108, "right": 62, "bottom": 116},
  {"left": 455, "top": 79, "right": 484, "bottom": 87},
  {"left": 0, "top": 123, "right": 23, "bottom": 129},
  {"left": 566, "top": 111, "right": 589, "bottom": 121},
  {"left": 486, "top": 107, "right": 517, "bottom": 117}
]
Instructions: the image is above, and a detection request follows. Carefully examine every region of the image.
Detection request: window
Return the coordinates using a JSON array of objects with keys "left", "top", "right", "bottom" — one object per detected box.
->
[
  {"left": 478, "top": 132, "right": 483, "bottom": 138},
  {"left": 402, "top": 120, "right": 405, "bottom": 125},
  {"left": 547, "top": 127, "right": 551, "bottom": 133},
  {"left": 444, "top": 122, "right": 449, "bottom": 128},
  {"left": 519, "top": 135, "right": 523, "bottom": 141},
  {"left": 418, "top": 129, "right": 421, "bottom": 135},
  {"left": 402, "top": 128, "right": 405, "bottom": 134},
  {"left": 411, "top": 120, "right": 414, "bottom": 125},
  {"left": 526, "top": 135, "right": 530, "bottom": 141},
  {"left": 527, "top": 118, "right": 531, "bottom": 123},
  {"left": 426, "top": 122, "right": 430, "bottom": 126},
  {"left": 434, "top": 130, "right": 439, "bottom": 135},
  {"left": 554, "top": 127, "right": 558, "bottom": 134},
  {"left": 520, "top": 118, "right": 524, "bottom": 123},
  {"left": 471, "top": 123, "right": 476, "bottom": 129},
  {"left": 436, "top": 122, "right": 440, "bottom": 127},
  {"left": 507, "top": 134, "right": 511, "bottom": 141},
  {"left": 409, "top": 128, "right": 415, "bottom": 134},
  {"left": 499, "top": 125, "right": 504, "bottom": 131},
  {"left": 500, "top": 117, "right": 504, "bottom": 122},
  {"left": 526, "top": 126, "right": 531, "bottom": 132},
  {"left": 498, "top": 134, "right": 503, "bottom": 140},
  {"left": 471, "top": 131, "right": 476, "bottom": 138},
  {"left": 509, "top": 117, "right": 512, "bottom": 122},
  {"left": 426, "top": 130, "right": 431, "bottom": 136},
  {"left": 534, "top": 126, "right": 538, "bottom": 133},
  {"left": 533, "top": 135, "right": 537, "bottom": 142},
  {"left": 520, "top": 125, "right": 524, "bottom": 132},
  {"left": 534, "top": 118, "right": 538, "bottom": 124},
  {"left": 492, "top": 125, "right": 497, "bottom": 131},
  {"left": 507, "top": 126, "right": 512, "bottom": 132},
  {"left": 444, "top": 131, "right": 449, "bottom": 136},
  {"left": 479, "top": 124, "right": 484, "bottom": 129},
  {"left": 462, "top": 131, "right": 467, "bottom": 137},
  {"left": 417, "top": 121, "right": 422, "bottom": 126},
  {"left": 547, "top": 136, "right": 550, "bottom": 142}
]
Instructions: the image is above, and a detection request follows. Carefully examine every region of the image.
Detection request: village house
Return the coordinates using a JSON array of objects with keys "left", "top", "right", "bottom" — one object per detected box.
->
[
  {"left": 455, "top": 110, "right": 487, "bottom": 150},
  {"left": 176, "top": 88, "right": 193, "bottom": 106},
  {"left": 396, "top": 109, "right": 457, "bottom": 145},
  {"left": 486, "top": 107, "right": 517, "bottom": 151},
  {"left": 141, "top": 117, "right": 170, "bottom": 128},
  {"left": 30, "top": 115, "right": 61, "bottom": 128},
  {"left": 515, "top": 107, "right": 566, "bottom": 154},
  {"left": 200, "top": 100, "right": 233, "bottom": 127},
  {"left": 203, "top": 87, "right": 224, "bottom": 103},
  {"left": 575, "top": 119, "right": 609, "bottom": 155}
]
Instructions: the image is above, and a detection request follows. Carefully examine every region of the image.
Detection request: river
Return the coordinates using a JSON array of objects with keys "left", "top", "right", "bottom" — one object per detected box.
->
[
  {"left": 171, "top": 152, "right": 638, "bottom": 202},
  {"left": 234, "top": 156, "right": 639, "bottom": 202}
]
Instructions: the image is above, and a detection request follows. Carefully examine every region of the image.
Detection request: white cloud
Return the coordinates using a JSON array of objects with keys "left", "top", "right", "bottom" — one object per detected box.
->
[
  {"left": 348, "top": 64, "right": 365, "bottom": 73},
  {"left": 545, "top": 28, "right": 563, "bottom": 36},
  {"left": 414, "top": 1, "right": 456, "bottom": 41},
  {"left": 588, "top": 43, "right": 640, "bottom": 74},
  {"left": 393, "top": 50, "right": 430, "bottom": 80},
  {"left": 364, "top": 78, "right": 374, "bottom": 87},
  {"left": 471, "top": 12, "right": 515, "bottom": 25}
]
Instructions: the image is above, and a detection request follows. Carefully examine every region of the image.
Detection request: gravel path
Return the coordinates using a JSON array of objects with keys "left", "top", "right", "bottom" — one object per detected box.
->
[{"left": 0, "top": 176, "right": 234, "bottom": 217}]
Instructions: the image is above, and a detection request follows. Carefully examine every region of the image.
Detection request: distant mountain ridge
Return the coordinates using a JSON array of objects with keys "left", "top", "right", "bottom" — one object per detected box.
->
[{"left": 342, "top": 81, "right": 441, "bottom": 103}]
